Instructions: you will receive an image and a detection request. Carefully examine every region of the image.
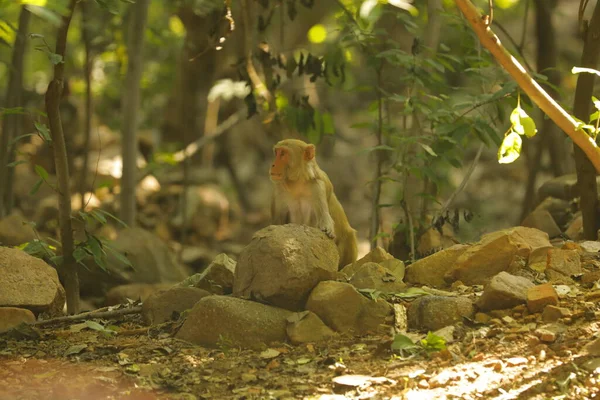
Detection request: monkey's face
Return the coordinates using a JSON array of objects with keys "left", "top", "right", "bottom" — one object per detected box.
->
[{"left": 270, "top": 146, "right": 289, "bottom": 182}]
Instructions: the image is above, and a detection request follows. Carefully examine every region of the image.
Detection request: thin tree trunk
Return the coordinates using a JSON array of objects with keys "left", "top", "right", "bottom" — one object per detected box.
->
[
  {"left": 79, "top": 1, "right": 93, "bottom": 210},
  {"left": 121, "top": 0, "right": 150, "bottom": 226},
  {"left": 573, "top": 2, "right": 600, "bottom": 240},
  {"left": 45, "top": 0, "right": 79, "bottom": 314},
  {"left": 520, "top": 0, "right": 563, "bottom": 221},
  {"left": 0, "top": 7, "right": 30, "bottom": 218}
]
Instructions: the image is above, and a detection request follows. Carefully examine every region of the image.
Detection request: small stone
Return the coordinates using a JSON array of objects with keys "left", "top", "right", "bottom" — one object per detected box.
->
[
  {"left": 546, "top": 249, "right": 582, "bottom": 280},
  {"left": 0, "top": 307, "right": 36, "bottom": 333},
  {"left": 475, "top": 272, "right": 534, "bottom": 311},
  {"left": 506, "top": 357, "right": 528, "bottom": 366},
  {"left": 535, "top": 328, "right": 556, "bottom": 343},
  {"left": 241, "top": 373, "right": 258, "bottom": 383},
  {"left": 521, "top": 210, "right": 561, "bottom": 238},
  {"left": 474, "top": 312, "right": 491, "bottom": 324},
  {"left": 542, "top": 305, "right": 571, "bottom": 322},
  {"left": 527, "top": 283, "right": 558, "bottom": 313}
]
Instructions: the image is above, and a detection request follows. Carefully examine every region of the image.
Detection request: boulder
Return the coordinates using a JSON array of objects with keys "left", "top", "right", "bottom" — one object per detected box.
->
[
  {"left": 0, "top": 212, "right": 35, "bottom": 247},
  {"left": 407, "top": 295, "right": 474, "bottom": 331},
  {"left": 475, "top": 272, "right": 534, "bottom": 311},
  {"left": 546, "top": 249, "right": 582, "bottom": 281},
  {"left": 176, "top": 296, "right": 293, "bottom": 349},
  {"left": 142, "top": 287, "right": 212, "bottom": 325},
  {"left": 0, "top": 247, "right": 65, "bottom": 316},
  {"left": 286, "top": 311, "right": 336, "bottom": 344},
  {"left": 305, "top": 281, "right": 392, "bottom": 334},
  {"left": 233, "top": 224, "right": 338, "bottom": 311},
  {"left": 446, "top": 227, "right": 551, "bottom": 285},
  {"left": 405, "top": 244, "right": 469, "bottom": 288},
  {"left": 0, "top": 307, "right": 36, "bottom": 333}
]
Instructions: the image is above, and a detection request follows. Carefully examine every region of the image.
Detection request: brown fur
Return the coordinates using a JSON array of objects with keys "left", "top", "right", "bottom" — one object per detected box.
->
[{"left": 270, "top": 139, "right": 358, "bottom": 269}]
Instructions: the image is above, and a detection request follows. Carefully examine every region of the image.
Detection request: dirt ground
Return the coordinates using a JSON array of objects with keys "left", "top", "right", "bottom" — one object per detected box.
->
[{"left": 2, "top": 298, "right": 600, "bottom": 400}]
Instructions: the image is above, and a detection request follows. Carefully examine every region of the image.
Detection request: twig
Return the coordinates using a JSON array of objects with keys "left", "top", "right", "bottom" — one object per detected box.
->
[
  {"left": 33, "top": 305, "right": 143, "bottom": 327},
  {"left": 439, "top": 143, "right": 484, "bottom": 216}
]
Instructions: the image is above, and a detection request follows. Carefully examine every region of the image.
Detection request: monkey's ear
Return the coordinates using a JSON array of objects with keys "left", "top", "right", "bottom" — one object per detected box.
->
[{"left": 304, "top": 144, "right": 316, "bottom": 161}]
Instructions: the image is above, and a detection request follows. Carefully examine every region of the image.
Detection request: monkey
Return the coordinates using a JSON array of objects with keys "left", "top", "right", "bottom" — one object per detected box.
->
[{"left": 270, "top": 139, "right": 358, "bottom": 269}]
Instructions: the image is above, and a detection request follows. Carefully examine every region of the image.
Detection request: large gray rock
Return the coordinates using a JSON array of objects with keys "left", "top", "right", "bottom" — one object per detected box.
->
[
  {"left": 407, "top": 295, "right": 474, "bottom": 331},
  {"left": 306, "top": 281, "right": 392, "bottom": 334},
  {"left": 142, "top": 287, "right": 212, "bottom": 325},
  {"left": 233, "top": 224, "right": 339, "bottom": 311},
  {"left": 176, "top": 296, "right": 293, "bottom": 349},
  {"left": 476, "top": 272, "right": 534, "bottom": 311},
  {"left": 0, "top": 247, "right": 65, "bottom": 316}
]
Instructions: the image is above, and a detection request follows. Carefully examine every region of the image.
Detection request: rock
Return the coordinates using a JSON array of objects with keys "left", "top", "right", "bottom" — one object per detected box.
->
[
  {"left": 407, "top": 295, "right": 474, "bottom": 331},
  {"left": 546, "top": 249, "right": 582, "bottom": 280},
  {"left": 527, "top": 283, "right": 558, "bottom": 313},
  {"left": 521, "top": 210, "right": 562, "bottom": 238},
  {"left": 565, "top": 214, "right": 583, "bottom": 240},
  {"left": 528, "top": 246, "right": 552, "bottom": 272},
  {"left": 580, "top": 241, "right": 600, "bottom": 253},
  {"left": 104, "top": 283, "right": 174, "bottom": 306},
  {"left": 176, "top": 296, "right": 293, "bottom": 349},
  {"left": 305, "top": 281, "right": 392, "bottom": 334},
  {"left": 476, "top": 272, "right": 534, "bottom": 311},
  {"left": 234, "top": 225, "right": 338, "bottom": 311},
  {"left": 404, "top": 245, "right": 469, "bottom": 288},
  {"left": 0, "top": 212, "right": 35, "bottom": 246},
  {"left": 190, "top": 254, "right": 236, "bottom": 295},
  {"left": 533, "top": 197, "right": 572, "bottom": 227},
  {"left": 0, "top": 247, "right": 65, "bottom": 316},
  {"left": 537, "top": 174, "right": 579, "bottom": 201},
  {"left": 0, "top": 307, "right": 36, "bottom": 333},
  {"left": 80, "top": 228, "right": 190, "bottom": 296},
  {"left": 342, "top": 247, "right": 394, "bottom": 276},
  {"left": 542, "top": 305, "right": 571, "bottom": 322},
  {"left": 379, "top": 259, "right": 406, "bottom": 281},
  {"left": 446, "top": 227, "right": 551, "bottom": 285},
  {"left": 349, "top": 262, "right": 406, "bottom": 293},
  {"left": 286, "top": 311, "right": 336, "bottom": 344},
  {"left": 142, "top": 287, "right": 212, "bottom": 325}
]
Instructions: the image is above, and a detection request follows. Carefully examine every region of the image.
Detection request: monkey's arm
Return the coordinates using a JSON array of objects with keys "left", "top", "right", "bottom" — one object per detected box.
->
[{"left": 312, "top": 179, "right": 336, "bottom": 239}]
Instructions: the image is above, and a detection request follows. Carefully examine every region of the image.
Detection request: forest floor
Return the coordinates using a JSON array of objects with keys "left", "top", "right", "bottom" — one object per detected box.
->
[{"left": 1, "top": 303, "right": 600, "bottom": 400}]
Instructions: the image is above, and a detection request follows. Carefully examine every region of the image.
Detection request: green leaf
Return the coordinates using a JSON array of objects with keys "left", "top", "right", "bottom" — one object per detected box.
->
[
  {"left": 93, "top": 209, "right": 128, "bottom": 228},
  {"left": 0, "top": 107, "right": 26, "bottom": 116},
  {"left": 25, "top": 5, "right": 62, "bottom": 27},
  {"left": 322, "top": 112, "right": 335, "bottom": 135},
  {"left": 420, "top": 332, "right": 447, "bottom": 352},
  {"left": 87, "top": 235, "right": 107, "bottom": 271},
  {"left": 73, "top": 247, "right": 88, "bottom": 263},
  {"left": 85, "top": 320, "right": 105, "bottom": 331},
  {"left": 7, "top": 160, "right": 28, "bottom": 168},
  {"left": 29, "top": 178, "right": 43, "bottom": 195},
  {"left": 34, "top": 164, "right": 49, "bottom": 181},
  {"left": 89, "top": 209, "right": 108, "bottom": 225},
  {"left": 419, "top": 143, "right": 437, "bottom": 157},
  {"left": 510, "top": 106, "right": 537, "bottom": 138},
  {"left": 10, "top": 133, "right": 37, "bottom": 146},
  {"left": 391, "top": 334, "right": 419, "bottom": 352},
  {"left": 498, "top": 131, "right": 522, "bottom": 164},
  {"left": 48, "top": 53, "right": 63, "bottom": 65},
  {"left": 104, "top": 241, "right": 133, "bottom": 268},
  {"left": 34, "top": 122, "right": 52, "bottom": 142},
  {"left": 393, "top": 287, "right": 430, "bottom": 299}
]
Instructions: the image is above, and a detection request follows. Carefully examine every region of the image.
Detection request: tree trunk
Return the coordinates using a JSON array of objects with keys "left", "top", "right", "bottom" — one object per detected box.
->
[
  {"left": 520, "top": 0, "right": 563, "bottom": 221},
  {"left": 120, "top": 0, "right": 150, "bottom": 226},
  {"left": 0, "top": 7, "right": 30, "bottom": 218},
  {"left": 79, "top": 0, "right": 93, "bottom": 210},
  {"left": 45, "top": 0, "right": 79, "bottom": 314},
  {"left": 573, "top": 2, "right": 600, "bottom": 240}
]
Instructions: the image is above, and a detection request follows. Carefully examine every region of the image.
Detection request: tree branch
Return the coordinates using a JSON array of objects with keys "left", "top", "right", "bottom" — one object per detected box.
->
[{"left": 454, "top": 0, "right": 600, "bottom": 173}]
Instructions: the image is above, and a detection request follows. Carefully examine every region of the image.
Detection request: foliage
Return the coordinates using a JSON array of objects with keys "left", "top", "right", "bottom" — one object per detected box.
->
[{"left": 391, "top": 331, "right": 447, "bottom": 356}]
